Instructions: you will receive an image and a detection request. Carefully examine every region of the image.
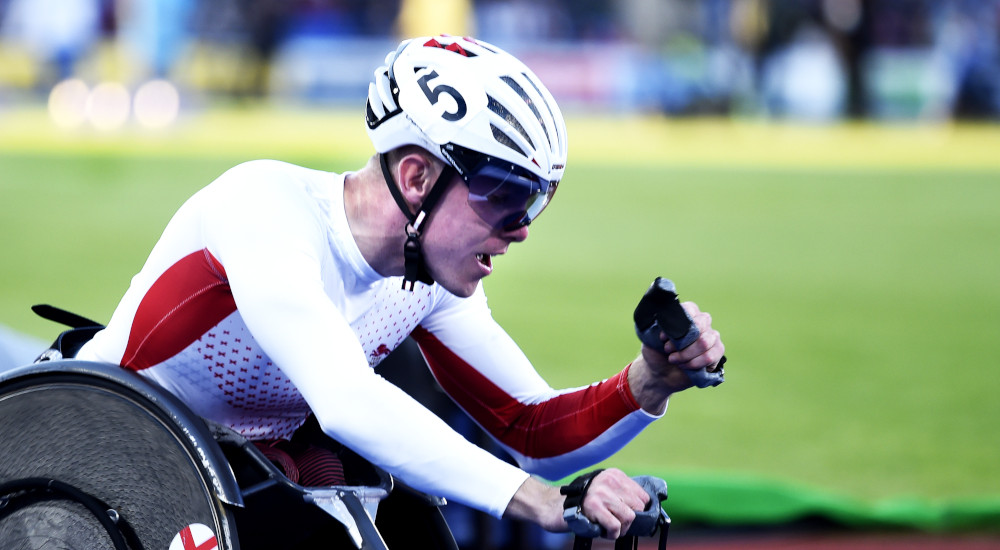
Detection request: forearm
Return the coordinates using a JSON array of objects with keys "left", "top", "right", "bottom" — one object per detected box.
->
[{"left": 502, "top": 476, "right": 568, "bottom": 532}]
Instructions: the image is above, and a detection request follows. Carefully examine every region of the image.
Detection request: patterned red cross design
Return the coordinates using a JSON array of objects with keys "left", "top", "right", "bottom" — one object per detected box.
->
[{"left": 176, "top": 524, "right": 218, "bottom": 550}]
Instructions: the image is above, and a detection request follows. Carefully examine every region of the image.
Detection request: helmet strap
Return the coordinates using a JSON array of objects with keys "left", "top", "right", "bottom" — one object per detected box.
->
[{"left": 379, "top": 153, "right": 456, "bottom": 291}]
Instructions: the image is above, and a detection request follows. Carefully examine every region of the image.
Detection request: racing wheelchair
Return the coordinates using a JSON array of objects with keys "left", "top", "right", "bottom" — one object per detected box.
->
[{"left": 0, "top": 305, "right": 673, "bottom": 549}]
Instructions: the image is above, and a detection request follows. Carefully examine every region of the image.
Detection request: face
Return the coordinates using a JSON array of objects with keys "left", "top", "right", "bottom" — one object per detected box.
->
[{"left": 420, "top": 173, "right": 529, "bottom": 297}]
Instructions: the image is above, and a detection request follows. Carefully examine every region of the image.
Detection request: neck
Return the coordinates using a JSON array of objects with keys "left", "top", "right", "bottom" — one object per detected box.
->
[{"left": 343, "top": 155, "right": 409, "bottom": 277}]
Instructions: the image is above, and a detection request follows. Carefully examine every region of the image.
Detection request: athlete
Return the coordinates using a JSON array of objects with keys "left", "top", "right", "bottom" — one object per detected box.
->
[{"left": 76, "top": 35, "right": 726, "bottom": 540}]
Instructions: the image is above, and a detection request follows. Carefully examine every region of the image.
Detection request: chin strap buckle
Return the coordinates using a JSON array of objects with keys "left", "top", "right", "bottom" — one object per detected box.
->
[{"left": 401, "top": 212, "right": 433, "bottom": 291}]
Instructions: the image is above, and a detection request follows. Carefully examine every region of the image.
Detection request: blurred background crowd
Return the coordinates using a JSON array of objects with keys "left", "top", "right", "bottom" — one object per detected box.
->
[{"left": 1, "top": 0, "right": 999, "bottom": 130}]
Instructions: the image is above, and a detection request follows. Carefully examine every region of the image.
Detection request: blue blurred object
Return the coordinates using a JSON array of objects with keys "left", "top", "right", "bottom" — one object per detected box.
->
[{"left": 0, "top": 325, "right": 45, "bottom": 373}]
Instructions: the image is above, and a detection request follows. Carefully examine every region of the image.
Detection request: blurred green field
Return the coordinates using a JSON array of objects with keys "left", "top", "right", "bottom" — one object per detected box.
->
[{"left": 2, "top": 108, "right": 999, "bottom": 528}]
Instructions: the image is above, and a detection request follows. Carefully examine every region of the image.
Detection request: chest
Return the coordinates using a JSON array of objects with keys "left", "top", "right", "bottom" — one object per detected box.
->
[{"left": 341, "top": 283, "right": 434, "bottom": 366}]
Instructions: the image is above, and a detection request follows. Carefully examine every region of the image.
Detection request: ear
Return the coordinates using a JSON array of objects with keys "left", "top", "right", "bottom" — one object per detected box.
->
[{"left": 395, "top": 152, "right": 441, "bottom": 212}]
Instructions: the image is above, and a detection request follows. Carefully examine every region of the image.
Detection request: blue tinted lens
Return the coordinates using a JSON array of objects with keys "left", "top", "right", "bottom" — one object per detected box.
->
[{"left": 465, "top": 162, "right": 555, "bottom": 230}]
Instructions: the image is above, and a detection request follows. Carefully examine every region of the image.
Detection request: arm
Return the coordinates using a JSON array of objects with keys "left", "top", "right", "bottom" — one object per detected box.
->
[
  {"left": 414, "top": 288, "right": 662, "bottom": 480},
  {"left": 412, "top": 322, "right": 659, "bottom": 481},
  {"left": 419, "top": 288, "right": 724, "bottom": 536}
]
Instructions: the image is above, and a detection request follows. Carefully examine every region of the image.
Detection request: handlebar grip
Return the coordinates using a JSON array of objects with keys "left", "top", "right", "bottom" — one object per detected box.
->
[
  {"left": 563, "top": 475, "right": 671, "bottom": 539},
  {"left": 626, "top": 476, "right": 671, "bottom": 537},
  {"left": 633, "top": 277, "right": 725, "bottom": 388}
]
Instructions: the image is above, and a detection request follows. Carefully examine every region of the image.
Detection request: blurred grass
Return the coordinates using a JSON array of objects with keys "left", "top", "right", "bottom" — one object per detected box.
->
[{"left": 2, "top": 106, "right": 999, "bottom": 507}]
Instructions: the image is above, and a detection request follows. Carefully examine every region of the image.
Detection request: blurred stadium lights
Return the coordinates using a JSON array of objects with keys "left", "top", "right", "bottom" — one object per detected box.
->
[
  {"left": 3, "top": 0, "right": 1000, "bottom": 125},
  {"left": 133, "top": 79, "right": 181, "bottom": 129},
  {"left": 46, "top": 78, "right": 89, "bottom": 129},
  {"left": 85, "top": 81, "right": 130, "bottom": 131},
  {"left": 45, "top": 76, "right": 179, "bottom": 131}
]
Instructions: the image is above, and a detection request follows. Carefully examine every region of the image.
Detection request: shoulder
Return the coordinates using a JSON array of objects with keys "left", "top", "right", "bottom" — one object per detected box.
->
[
  {"left": 202, "top": 160, "right": 339, "bottom": 206},
  {"left": 216, "top": 160, "right": 330, "bottom": 187}
]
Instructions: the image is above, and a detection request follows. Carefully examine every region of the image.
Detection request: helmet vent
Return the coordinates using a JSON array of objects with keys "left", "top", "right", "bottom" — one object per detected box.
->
[
  {"left": 489, "top": 123, "right": 526, "bottom": 157},
  {"left": 487, "top": 95, "right": 534, "bottom": 150},
  {"left": 522, "top": 74, "right": 562, "bottom": 152},
  {"left": 501, "top": 76, "right": 551, "bottom": 150},
  {"left": 365, "top": 101, "right": 379, "bottom": 128}
]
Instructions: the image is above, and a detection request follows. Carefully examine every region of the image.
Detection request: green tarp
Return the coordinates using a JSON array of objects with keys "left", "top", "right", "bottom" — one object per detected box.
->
[{"left": 661, "top": 474, "right": 1000, "bottom": 532}]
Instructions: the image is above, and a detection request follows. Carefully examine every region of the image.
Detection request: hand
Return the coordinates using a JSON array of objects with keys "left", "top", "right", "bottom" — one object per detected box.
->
[
  {"left": 503, "top": 470, "right": 650, "bottom": 538},
  {"left": 647, "top": 301, "right": 725, "bottom": 372},
  {"left": 631, "top": 302, "right": 725, "bottom": 411},
  {"left": 578, "top": 469, "right": 651, "bottom": 539}
]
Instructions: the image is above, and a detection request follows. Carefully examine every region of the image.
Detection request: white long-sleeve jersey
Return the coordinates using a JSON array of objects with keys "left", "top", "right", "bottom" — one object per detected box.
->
[{"left": 77, "top": 159, "right": 662, "bottom": 518}]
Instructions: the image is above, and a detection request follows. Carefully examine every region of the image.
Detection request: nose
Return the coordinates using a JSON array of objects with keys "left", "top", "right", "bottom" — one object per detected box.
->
[{"left": 501, "top": 224, "right": 529, "bottom": 243}]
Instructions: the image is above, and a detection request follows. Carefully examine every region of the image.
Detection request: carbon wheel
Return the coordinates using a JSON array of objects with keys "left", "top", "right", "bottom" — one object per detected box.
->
[{"left": 0, "top": 361, "right": 240, "bottom": 550}]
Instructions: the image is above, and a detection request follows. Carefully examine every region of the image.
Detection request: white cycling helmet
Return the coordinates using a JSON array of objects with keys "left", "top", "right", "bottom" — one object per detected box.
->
[
  {"left": 366, "top": 35, "right": 568, "bottom": 290},
  {"left": 366, "top": 35, "right": 567, "bottom": 186}
]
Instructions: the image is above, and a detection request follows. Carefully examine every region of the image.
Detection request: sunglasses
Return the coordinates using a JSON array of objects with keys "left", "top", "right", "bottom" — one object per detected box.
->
[{"left": 444, "top": 145, "right": 559, "bottom": 231}]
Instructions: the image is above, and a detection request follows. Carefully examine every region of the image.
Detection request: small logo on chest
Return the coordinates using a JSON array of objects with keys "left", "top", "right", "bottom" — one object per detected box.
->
[{"left": 369, "top": 343, "right": 392, "bottom": 363}]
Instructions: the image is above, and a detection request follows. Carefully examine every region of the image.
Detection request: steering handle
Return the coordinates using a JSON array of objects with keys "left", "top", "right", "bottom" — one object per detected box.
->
[{"left": 633, "top": 277, "right": 725, "bottom": 388}]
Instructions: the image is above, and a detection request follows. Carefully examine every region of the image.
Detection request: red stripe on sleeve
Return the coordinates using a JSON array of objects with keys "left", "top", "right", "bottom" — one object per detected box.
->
[
  {"left": 122, "top": 249, "right": 237, "bottom": 370},
  {"left": 411, "top": 326, "right": 639, "bottom": 460}
]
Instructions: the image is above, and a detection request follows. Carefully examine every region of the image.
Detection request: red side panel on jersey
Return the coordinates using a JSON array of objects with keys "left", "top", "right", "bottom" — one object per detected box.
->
[
  {"left": 122, "top": 249, "right": 237, "bottom": 370},
  {"left": 411, "top": 326, "right": 639, "bottom": 460}
]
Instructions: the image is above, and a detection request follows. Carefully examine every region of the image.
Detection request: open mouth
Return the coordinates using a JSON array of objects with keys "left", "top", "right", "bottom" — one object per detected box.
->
[{"left": 476, "top": 253, "right": 493, "bottom": 268}]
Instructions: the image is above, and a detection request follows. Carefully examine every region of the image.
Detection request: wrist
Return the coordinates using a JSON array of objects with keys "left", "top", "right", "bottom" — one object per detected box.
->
[
  {"left": 503, "top": 476, "right": 568, "bottom": 532},
  {"left": 559, "top": 469, "right": 606, "bottom": 537},
  {"left": 627, "top": 357, "right": 678, "bottom": 415}
]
